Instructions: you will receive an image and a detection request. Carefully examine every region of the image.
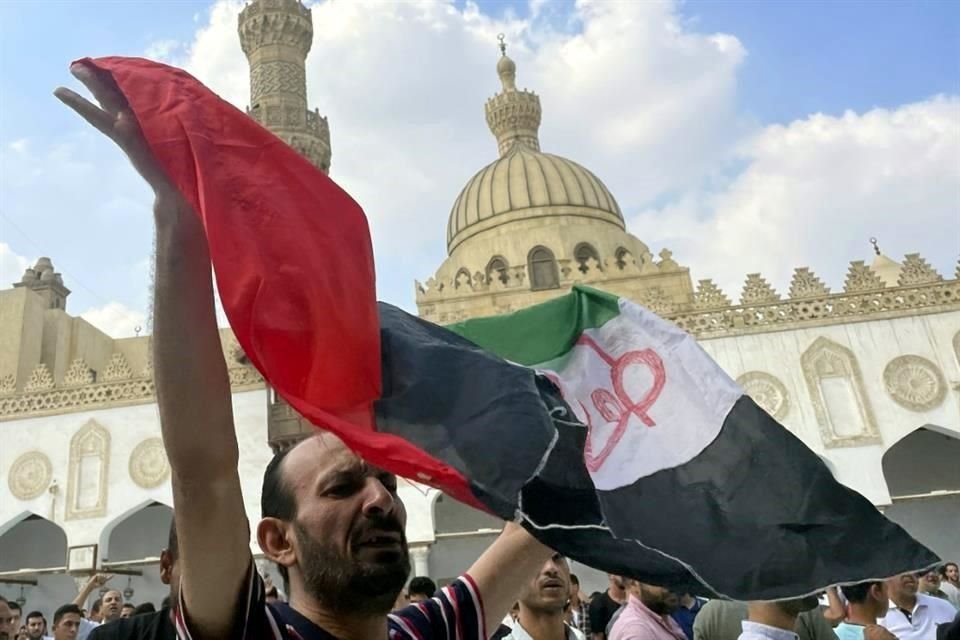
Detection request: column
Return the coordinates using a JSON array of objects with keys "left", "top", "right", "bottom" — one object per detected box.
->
[{"left": 409, "top": 544, "right": 431, "bottom": 578}]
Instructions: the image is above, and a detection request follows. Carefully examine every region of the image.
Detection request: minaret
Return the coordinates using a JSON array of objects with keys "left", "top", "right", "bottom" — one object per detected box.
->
[
  {"left": 485, "top": 35, "right": 542, "bottom": 157},
  {"left": 238, "top": 0, "right": 331, "bottom": 173}
]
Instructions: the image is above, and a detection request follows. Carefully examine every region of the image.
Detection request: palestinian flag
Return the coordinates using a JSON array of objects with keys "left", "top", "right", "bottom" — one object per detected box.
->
[{"left": 78, "top": 57, "right": 939, "bottom": 600}]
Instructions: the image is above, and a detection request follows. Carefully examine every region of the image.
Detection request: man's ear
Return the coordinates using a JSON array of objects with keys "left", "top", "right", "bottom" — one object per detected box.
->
[
  {"left": 159, "top": 549, "right": 172, "bottom": 585},
  {"left": 257, "top": 518, "right": 296, "bottom": 573}
]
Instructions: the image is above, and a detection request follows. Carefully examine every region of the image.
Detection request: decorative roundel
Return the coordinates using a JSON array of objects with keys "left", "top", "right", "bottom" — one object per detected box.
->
[
  {"left": 9, "top": 451, "right": 52, "bottom": 500},
  {"left": 128, "top": 438, "right": 170, "bottom": 489},
  {"left": 883, "top": 355, "right": 946, "bottom": 412},
  {"left": 736, "top": 371, "right": 789, "bottom": 421}
]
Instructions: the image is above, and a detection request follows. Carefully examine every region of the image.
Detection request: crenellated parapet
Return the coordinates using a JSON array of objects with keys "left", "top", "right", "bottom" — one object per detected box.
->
[{"left": 667, "top": 255, "right": 958, "bottom": 338}]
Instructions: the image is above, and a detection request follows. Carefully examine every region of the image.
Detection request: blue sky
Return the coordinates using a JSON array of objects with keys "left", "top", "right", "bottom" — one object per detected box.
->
[{"left": 1, "top": 0, "right": 957, "bottom": 335}]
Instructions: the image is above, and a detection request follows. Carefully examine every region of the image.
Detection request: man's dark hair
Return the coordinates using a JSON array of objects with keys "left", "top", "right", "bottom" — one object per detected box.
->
[
  {"left": 133, "top": 602, "right": 156, "bottom": 616},
  {"left": 941, "top": 562, "right": 958, "bottom": 577},
  {"left": 841, "top": 581, "right": 884, "bottom": 603},
  {"left": 90, "top": 598, "right": 102, "bottom": 614},
  {"left": 53, "top": 604, "right": 81, "bottom": 626},
  {"left": 408, "top": 576, "right": 437, "bottom": 599},
  {"left": 26, "top": 610, "right": 44, "bottom": 622},
  {"left": 261, "top": 446, "right": 298, "bottom": 586},
  {"left": 121, "top": 603, "right": 136, "bottom": 612},
  {"left": 570, "top": 574, "right": 580, "bottom": 586}
]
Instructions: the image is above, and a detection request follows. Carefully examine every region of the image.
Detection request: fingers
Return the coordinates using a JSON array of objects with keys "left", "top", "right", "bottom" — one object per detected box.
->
[
  {"left": 70, "top": 63, "right": 128, "bottom": 115},
  {"left": 54, "top": 86, "right": 116, "bottom": 139}
]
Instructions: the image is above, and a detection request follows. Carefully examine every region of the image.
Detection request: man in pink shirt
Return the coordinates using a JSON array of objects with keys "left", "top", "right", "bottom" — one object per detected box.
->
[{"left": 609, "top": 580, "right": 687, "bottom": 640}]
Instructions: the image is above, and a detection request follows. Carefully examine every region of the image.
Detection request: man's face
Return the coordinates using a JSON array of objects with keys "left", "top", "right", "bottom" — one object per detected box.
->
[
  {"left": 610, "top": 574, "right": 626, "bottom": 590},
  {"left": 519, "top": 554, "right": 571, "bottom": 614},
  {"left": 637, "top": 583, "right": 680, "bottom": 616},
  {"left": 886, "top": 573, "right": 918, "bottom": 601},
  {"left": 947, "top": 564, "right": 960, "bottom": 583},
  {"left": 52, "top": 614, "right": 80, "bottom": 640},
  {"left": 119, "top": 605, "right": 134, "bottom": 619},
  {"left": 281, "top": 434, "right": 409, "bottom": 616},
  {"left": 24, "top": 618, "right": 43, "bottom": 640},
  {"left": 920, "top": 571, "right": 941, "bottom": 593},
  {"left": 0, "top": 601, "right": 14, "bottom": 640},
  {"left": 101, "top": 591, "right": 123, "bottom": 621},
  {"left": 865, "top": 583, "right": 890, "bottom": 619}
]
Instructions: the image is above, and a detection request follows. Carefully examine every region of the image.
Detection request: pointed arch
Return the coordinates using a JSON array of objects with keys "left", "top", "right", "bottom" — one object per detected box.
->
[
  {"left": 0, "top": 511, "right": 68, "bottom": 572},
  {"left": 66, "top": 419, "right": 111, "bottom": 520},
  {"left": 528, "top": 245, "right": 559, "bottom": 290},
  {"left": 881, "top": 425, "right": 960, "bottom": 563},
  {"left": 99, "top": 499, "right": 173, "bottom": 564}
]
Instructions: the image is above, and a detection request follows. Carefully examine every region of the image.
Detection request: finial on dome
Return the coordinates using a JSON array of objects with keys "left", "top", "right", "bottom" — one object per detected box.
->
[
  {"left": 496, "top": 33, "right": 517, "bottom": 91},
  {"left": 870, "top": 237, "right": 880, "bottom": 256}
]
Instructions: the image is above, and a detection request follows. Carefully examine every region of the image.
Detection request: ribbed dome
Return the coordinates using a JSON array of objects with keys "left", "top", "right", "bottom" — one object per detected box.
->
[{"left": 447, "top": 143, "right": 625, "bottom": 252}]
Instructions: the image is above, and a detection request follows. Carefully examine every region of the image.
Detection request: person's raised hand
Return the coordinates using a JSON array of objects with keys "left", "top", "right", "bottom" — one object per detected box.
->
[
  {"left": 88, "top": 572, "right": 114, "bottom": 588},
  {"left": 54, "top": 63, "right": 173, "bottom": 198}
]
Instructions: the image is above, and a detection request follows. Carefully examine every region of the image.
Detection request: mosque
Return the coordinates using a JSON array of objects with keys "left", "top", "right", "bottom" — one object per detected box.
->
[{"left": 2, "top": 0, "right": 958, "bottom": 609}]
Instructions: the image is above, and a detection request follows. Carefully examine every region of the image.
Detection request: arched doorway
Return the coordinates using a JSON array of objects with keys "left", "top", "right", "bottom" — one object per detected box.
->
[
  {"left": 882, "top": 425, "right": 960, "bottom": 562},
  {"left": 0, "top": 513, "right": 74, "bottom": 618},
  {"left": 96, "top": 501, "right": 174, "bottom": 611},
  {"left": 430, "top": 494, "right": 502, "bottom": 586}
]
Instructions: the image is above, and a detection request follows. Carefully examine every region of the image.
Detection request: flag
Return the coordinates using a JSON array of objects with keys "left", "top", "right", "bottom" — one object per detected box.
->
[{"left": 82, "top": 56, "right": 939, "bottom": 600}]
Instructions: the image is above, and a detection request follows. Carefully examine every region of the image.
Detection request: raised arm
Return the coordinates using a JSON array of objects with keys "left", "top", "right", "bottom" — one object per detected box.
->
[
  {"left": 55, "top": 64, "right": 249, "bottom": 639},
  {"left": 72, "top": 573, "right": 112, "bottom": 608},
  {"left": 466, "top": 520, "right": 554, "bottom": 634}
]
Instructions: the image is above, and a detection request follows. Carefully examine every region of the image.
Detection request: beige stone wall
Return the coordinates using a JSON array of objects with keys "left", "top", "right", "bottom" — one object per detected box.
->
[{"left": 0, "top": 288, "right": 46, "bottom": 392}]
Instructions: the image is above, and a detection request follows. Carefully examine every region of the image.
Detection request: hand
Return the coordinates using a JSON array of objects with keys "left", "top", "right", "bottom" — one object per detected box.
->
[
  {"left": 54, "top": 63, "right": 173, "bottom": 197},
  {"left": 864, "top": 625, "right": 897, "bottom": 640},
  {"left": 87, "top": 572, "right": 114, "bottom": 588}
]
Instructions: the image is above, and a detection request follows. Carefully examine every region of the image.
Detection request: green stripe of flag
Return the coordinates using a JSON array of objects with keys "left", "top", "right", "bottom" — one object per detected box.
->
[{"left": 446, "top": 284, "right": 621, "bottom": 366}]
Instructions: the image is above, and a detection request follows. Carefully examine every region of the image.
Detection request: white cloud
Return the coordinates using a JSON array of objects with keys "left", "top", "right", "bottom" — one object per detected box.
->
[
  {"left": 7, "top": 138, "right": 28, "bottom": 153},
  {"left": 0, "top": 243, "right": 30, "bottom": 288},
  {"left": 80, "top": 301, "right": 147, "bottom": 338},
  {"left": 144, "top": 39, "right": 183, "bottom": 62},
  {"left": 631, "top": 96, "right": 960, "bottom": 297}
]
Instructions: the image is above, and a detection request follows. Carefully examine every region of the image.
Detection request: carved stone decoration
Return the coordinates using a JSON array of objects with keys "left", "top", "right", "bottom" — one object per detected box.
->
[
  {"left": 693, "top": 279, "right": 731, "bottom": 310},
  {"left": 229, "top": 366, "right": 265, "bottom": 387},
  {"left": 736, "top": 371, "right": 789, "bottom": 421},
  {"left": 801, "top": 337, "right": 881, "bottom": 448},
  {"left": 788, "top": 268, "right": 830, "bottom": 299},
  {"left": 128, "top": 438, "right": 170, "bottom": 489},
  {"left": 0, "top": 374, "right": 15, "bottom": 395},
  {"left": 66, "top": 419, "right": 110, "bottom": 520},
  {"left": 897, "top": 253, "right": 943, "bottom": 286},
  {"left": 102, "top": 353, "right": 132, "bottom": 381},
  {"left": 8, "top": 451, "right": 53, "bottom": 500},
  {"left": 740, "top": 274, "right": 780, "bottom": 305},
  {"left": 24, "top": 363, "right": 54, "bottom": 392},
  {"left": 637, "top": 286, "right": 676, "bottom": 315},
  {"left": 63, "top": 358, "right": 95, "bottom": 387},
  {"left": 843, "top": 261, "right": 885, "bottom": 292},
  {"left": 883, "top": 355, "right": 947, "bottom": 411}
]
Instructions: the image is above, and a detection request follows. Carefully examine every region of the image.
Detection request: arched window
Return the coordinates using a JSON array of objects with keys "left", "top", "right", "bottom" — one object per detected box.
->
[
  {"left": 615, "top": 246, "right": 630, "bottom": 270},
  {"left": 574, "top": 243, "right": 601, "bottom": 274},
  {"left": 528, "top": 246, "right": 559, "bottom": 290},
  {"left": 486, "top": 256, "right": 510, "bottom": 285}
]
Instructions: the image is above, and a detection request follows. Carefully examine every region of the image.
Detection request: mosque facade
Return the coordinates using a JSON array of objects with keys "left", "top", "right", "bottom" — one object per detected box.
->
[{"left": 2, "top": 0, "right": 958, "bottom": 609}]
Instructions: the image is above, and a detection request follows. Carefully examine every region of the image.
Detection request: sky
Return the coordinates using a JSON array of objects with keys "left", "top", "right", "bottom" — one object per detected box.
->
[{"left": 0, "top": 0, "right": 958, "bottom": 337}]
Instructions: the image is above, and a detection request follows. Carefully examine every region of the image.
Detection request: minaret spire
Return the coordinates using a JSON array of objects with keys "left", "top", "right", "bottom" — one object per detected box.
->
[
  {"left": 238, "top": 0, "right": 331, "bottom": 173},
  {"left": 485, "top": 34, "right": 542, "bottom": 157}
]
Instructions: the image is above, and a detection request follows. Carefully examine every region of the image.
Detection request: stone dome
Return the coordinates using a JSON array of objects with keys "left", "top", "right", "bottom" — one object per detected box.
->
[{"left": 447, "top": 143, "right": 625, "bottom": 252}]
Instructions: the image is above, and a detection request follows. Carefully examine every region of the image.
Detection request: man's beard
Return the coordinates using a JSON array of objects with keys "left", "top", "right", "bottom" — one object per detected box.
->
[{"left": 295, "top": 519, "right": 410, "bottom": 616}]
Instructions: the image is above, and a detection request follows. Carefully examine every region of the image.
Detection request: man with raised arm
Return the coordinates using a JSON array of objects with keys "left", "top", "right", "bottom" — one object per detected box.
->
[{"left": 55, "top": 63, "right": 554, "bottom": 640}]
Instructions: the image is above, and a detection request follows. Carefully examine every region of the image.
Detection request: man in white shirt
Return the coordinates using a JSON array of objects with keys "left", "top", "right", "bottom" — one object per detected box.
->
[
  {"left": 880, "top": 573, "right": 956, "bottom": 640},
  {"left": 940, "top": 564, "right": 960, "bottom": 610}
]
